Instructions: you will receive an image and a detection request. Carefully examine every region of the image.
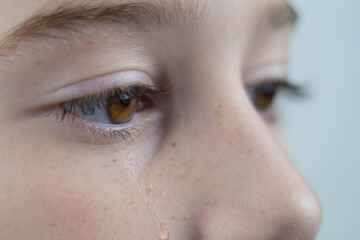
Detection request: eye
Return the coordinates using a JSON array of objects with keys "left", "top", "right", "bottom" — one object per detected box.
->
[
  {"left": 246, "top": 81, "right": 302, "bottom": 113},
  {"left": 60, "top": 83, "right": 162, "bottom": 125},
  {"left": 247, "top": 82, "right": 278, "bottom": 110},
  {"left": 107, "top": 91, "right": 139, "bottom": 124}
]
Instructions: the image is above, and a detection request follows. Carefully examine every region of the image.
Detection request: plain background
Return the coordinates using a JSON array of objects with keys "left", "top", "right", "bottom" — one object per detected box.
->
[{"left": 282, "top": 0, "right": 360, "bottom": 239}]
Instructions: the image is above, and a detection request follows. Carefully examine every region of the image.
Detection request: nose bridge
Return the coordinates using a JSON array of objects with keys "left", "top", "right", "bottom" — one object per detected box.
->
[{"left": 184, "top": 91, "right": 322, "bottom": 239}]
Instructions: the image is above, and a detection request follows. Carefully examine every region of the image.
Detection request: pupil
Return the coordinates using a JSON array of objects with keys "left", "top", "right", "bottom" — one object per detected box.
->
[
  {"left": 261, "top": 83, "right": 275, "bottom": 96},
  {"left": 118, "top": 92, "right": 133, "bottom": 108},
  {"left": 254, "top": 83, "right": 277, "bottom": 109}
]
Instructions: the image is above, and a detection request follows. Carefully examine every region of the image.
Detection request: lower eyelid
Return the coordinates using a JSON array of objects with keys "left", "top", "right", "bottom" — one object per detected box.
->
[{"left": 51, "top": 107, "right": 158, "bottom": 145}]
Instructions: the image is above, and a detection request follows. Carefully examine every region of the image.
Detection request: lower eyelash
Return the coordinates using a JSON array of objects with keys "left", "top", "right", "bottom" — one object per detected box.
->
[{"left": 53, "top": 107, "right": 154, "bottom": 145}]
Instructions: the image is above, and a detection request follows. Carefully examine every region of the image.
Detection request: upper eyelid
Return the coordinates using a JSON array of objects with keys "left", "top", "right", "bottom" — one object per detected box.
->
[
  {"left": 243, "top": 64, "right": 288, "bottom": 85},
  {"left": 34, "top": 70, "right": 154, "bottom": 107}
]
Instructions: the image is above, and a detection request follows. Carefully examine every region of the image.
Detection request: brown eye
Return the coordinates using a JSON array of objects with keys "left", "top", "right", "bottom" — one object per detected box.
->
[
  {"left": 107, "top": 92, "right": 139, "bottom": 124},
  {"left": 254, "top": 82, "right": 277, "bottom": 110}
]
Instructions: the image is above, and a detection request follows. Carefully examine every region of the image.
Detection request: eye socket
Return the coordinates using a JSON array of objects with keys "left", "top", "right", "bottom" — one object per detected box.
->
[{"left": 246, "top": 81, "right": 302, "bottom": 113}]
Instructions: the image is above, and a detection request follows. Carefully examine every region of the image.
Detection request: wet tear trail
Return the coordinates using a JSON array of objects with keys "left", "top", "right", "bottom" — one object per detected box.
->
[
  {"left": 139, "top": 182, "right": 169, "bottom": 240},
  {"left": 121, "top": 158, "right": 170, "bottom": 240}
]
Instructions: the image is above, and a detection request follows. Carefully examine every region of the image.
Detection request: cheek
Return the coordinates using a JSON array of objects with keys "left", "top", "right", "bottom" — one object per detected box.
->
[{"left": 0, "top": 137, "right": 157, "bottom": 239}]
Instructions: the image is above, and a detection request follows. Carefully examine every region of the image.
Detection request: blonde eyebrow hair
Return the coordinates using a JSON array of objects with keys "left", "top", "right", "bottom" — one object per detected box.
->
[
  {"left": 262, "top": 1, "right": 298, "bottom": 32},
  {"left": 270, "top": 1, "right": 298, "bottom": 28},
  {"left": 0, "top": 0, "right": 205, "bottom": 55},
  {"left": 0, "top": 0, "right": 296, "bottom": 59}
]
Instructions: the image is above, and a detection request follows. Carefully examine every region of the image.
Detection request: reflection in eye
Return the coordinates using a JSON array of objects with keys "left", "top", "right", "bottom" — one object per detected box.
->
[
  {"left": 246, "top": 81, "right": 303, "bottom": 113},
  {"left": 107, "top": 92, "right": 138, "bottom": 124},
  {"left": 60, "top": 83, "right": 164, "bottom": 125}
]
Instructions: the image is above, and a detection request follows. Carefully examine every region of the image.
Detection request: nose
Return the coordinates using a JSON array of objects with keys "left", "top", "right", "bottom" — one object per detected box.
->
[
  {"left": 187, "top": 92, "right": 323, "bottom": 240},
  {"left": 147, "top": 82, "right": 322, "bottom": 240}
]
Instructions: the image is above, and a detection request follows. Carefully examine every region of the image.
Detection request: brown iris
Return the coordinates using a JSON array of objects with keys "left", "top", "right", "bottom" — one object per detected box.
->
[
  {"left": 254, "top": 83, "right": 276, "bottom": 110},
  {"left": 107, "top": 92, "right": 138, "bottom": 124}
]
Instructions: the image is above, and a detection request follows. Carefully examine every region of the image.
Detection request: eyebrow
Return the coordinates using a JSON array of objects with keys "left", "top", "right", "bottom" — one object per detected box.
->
[
  {"left": 264, "top": 1, "right": 298, "bottom": 31},
  {"left": 0, "top": 0, "right": 205, "bottom": 55},
  {"left": 0, "top": 0, "right": 296, "bottom": 58}
]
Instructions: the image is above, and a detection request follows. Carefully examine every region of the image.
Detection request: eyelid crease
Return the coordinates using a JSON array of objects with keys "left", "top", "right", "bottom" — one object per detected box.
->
[
  {"left": 34, "top": 70, "right": 159, "bottom": 106},
  {"left": 244, "top": 64, "right": 288, "bottom": 84}
]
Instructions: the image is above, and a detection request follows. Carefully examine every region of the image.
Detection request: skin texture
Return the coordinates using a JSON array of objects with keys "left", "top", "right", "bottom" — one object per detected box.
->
[{"left": 0, "top": 0, "right": 322, "bottom": 239}]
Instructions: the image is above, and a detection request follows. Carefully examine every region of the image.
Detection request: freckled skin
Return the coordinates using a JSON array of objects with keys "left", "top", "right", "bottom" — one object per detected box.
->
[
  {"left": 35, "top": 60, "right": 42, "bottom": 67},
  {"left": 0, "top": 0, "right": 322, "bottom": 239}
]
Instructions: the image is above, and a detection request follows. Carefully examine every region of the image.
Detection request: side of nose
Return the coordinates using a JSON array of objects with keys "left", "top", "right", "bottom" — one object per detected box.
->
[{"left": 189, "top": 95, "right": 322, "bottom": 240}]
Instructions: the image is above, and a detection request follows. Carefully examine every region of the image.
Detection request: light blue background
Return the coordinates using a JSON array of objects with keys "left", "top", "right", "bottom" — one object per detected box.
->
[{"left": 284, "top": 0, "right": 360, "bottom": 239}]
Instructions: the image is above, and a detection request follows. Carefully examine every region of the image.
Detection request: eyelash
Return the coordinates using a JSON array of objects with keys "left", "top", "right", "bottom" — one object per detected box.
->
[
  {"left": 56, "top": 83, "right": 167, "bottom": 142},
  {"left": 54, "top": 80, "right": 302, "bottom": 143},
  {"left": 246, "top": 80, "right": 304, "bottom": 119}
]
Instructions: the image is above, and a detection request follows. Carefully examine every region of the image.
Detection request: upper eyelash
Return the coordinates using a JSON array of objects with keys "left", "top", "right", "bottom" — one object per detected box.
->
[
  {"left": 274, "top": 81, "right": 306, "bottom": 97},
  {"left": 253, "top": 80, "right": 306, "bottom": 97},
  {"left": 60, "top": 83, "right": 168, "bottom": 121}
]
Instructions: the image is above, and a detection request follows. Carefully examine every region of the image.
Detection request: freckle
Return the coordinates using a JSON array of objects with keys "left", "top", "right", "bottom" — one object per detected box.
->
[
  {"left": 103, "top": 164, "right": 109, "bottom": 168},
  {"left": 183, "top": 215, "right": 189, "bottom": 221},
  {"left": 88, "top": 40, "right": 94, "bottom": 44},
  {"left": 112, "top": 159, "right": 117, "bottom": 163},
  {"left": 228, "top": 141, "right": 235, "bottom": 147},
  {"left": 158, "top": 173, "right": 164, "bottom": 177},
  {"left": 171, "top": 142, "right": 176, "bottom": 148},
  {"left": 248, "top": 148, "right": 253, "bottom": 154},
  {"left": 218, "top": 121, "right": 222, "bottom": 126},
  {"left": 146, "top": 187, "right": 152, "bottom": 196},
  {"left": 35, "top": 60, "right": 42, "bottom": 67},
  {"left": 195, "top": 177, "right": 201, "bottom": 183},
  {"left": 171, "top": 216, "right": 176, "bottom": 220},
  {"left": 260, "top": 210, "right": 266, "bottom": 215},
  {"left": 215, "top": 108, "right": 222, "bottom": 118},
  {"left": 104, "top": 205, "right": 108, "bottom": 211},
  {"left": 170, "top": 157, "right": 175, "bottom": 161},
  {"left": 130, "top": 200, "right": 135, "bottom": 205},
  {"left": 82, "top": 219, "right": 87, "bottom": 224},
  {"left": 179, "top": 174, "right": 187, "bottom": 180}
]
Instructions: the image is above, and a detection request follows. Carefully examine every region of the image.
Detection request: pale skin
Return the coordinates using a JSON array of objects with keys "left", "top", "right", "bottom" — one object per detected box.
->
[{"left": 0, "top": 0, "right": 322, "bottom": 239}]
